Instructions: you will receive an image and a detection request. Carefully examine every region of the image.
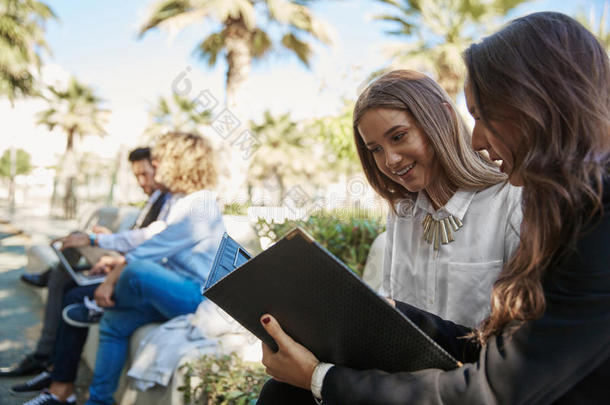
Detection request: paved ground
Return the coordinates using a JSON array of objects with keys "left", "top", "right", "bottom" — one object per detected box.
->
[{"left": 0, "top": 219, "right": 92, "bottom": 405}]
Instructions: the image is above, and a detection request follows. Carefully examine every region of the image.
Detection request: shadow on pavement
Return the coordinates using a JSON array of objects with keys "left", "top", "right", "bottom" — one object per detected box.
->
[{"left": 0, "top": 223, "right": 93, "bottom": 404}]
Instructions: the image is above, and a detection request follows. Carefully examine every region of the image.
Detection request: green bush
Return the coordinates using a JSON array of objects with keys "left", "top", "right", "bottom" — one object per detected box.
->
[
  {"left": 0, "top": 148, "right": 32, "bottom": 178},
  {"left": 222, "top": 201, "right": 250, "bottom": 216},
  {"left": 255, "top": 209, "right": 386, "bottom": 277},
  {"left": 179, "top": 353, "right": 268, "bottom": 405}
]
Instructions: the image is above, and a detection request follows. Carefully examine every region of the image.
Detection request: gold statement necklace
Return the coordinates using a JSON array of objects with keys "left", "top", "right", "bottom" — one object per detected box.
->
[{"left": 422, "top": 213, "right": 463, "bottom": 250}]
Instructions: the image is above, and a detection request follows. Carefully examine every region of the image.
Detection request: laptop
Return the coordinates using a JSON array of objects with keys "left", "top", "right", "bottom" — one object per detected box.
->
[
  {"left": 204, "top": 232, "right": 252, "bottom": 291},
  {"left": 51, "top": 241, "right": 107, "bottom": 286}
]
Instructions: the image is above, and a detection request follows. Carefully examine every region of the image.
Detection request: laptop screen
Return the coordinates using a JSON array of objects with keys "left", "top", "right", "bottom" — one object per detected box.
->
[{"left": 203, "top": 233, "right": 252, "bottom": 291}]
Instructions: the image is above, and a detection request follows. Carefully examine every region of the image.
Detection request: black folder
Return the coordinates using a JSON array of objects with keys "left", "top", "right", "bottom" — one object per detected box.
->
[{"left": 203, "top": 227, "right": 459, "bottom": 373}]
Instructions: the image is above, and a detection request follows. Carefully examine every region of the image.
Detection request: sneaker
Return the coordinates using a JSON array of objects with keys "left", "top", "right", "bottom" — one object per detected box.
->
[
  {"left": 0, "top": 353, "right": 50, "bottom": 377},
  {"left": 62, "top": 301, "right": 103, "bottom": 328},
  {"left": 11, "top": 370, "right": 52, "bottom": 393},
  {"left": 20, "top": 269, "right": 51, "bottom": 288},
  {"left": 22, "top": 390, "right": 75, "bottom": 405}
]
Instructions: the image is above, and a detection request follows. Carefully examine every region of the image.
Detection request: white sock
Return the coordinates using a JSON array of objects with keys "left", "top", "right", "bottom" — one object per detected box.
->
[{"left": 49, "top": 393, "right": 76, "bottom": 403}]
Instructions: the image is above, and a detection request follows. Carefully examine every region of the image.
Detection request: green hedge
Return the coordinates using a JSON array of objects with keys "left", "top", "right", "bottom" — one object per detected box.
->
[
  {"left": 255, "top": 209, "right": 386, "bottom": 277},
  {"left": 179, "top": 353, "right": 268, "bottom": 405}
]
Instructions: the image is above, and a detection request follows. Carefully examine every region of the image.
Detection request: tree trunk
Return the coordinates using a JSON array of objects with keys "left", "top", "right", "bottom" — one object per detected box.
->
[
  {"left": 8, "top": 177, "right": 15, "bottom": 215},
  {"left": 224, "top": 16, "right": 252, "bottom": 111},
  {"left": 64, "top": 177, "right": 76, "bottom": 219},
  {"left": 106, "top": 152, "right": 121, "bottom": 205},
  {"left": 63, "top": 129, "right": 77, "bottom": 219},
  {"left": 66, "top": 130, "right": 74, "bottom": 151},
  {"left": 222, "top": 16, "right": 253, "bottom": 202},
  {"left": 8, "top": 146, "right": 16, "bottom": 215},
  {"left": 50, "top": 177, "right": 59, "bottom": 217}
]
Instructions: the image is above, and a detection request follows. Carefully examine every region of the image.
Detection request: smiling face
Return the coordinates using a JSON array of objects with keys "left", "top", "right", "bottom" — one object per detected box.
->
[
  {"left": 357, "top": 108, "right": 437, "bottom": 194},
  {"left": 464, "top": 79, "right": 523, "bottom": 186}
]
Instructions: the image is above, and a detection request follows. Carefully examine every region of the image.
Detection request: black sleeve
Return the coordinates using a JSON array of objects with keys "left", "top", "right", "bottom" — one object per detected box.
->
[
  {"left": 322, "top": 206, "right": 610, "bottom": 405},
  {"left": 394, "top": 300, "right": 480, "bottom": 363}
]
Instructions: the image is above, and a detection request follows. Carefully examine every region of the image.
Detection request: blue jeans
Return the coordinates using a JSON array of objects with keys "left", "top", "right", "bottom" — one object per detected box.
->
[
  {"left": 52, "top": 283, "right": 99, "bottom": 382},
  {"left": 86, "top": 260, "right": 204, "bottom": 405}
]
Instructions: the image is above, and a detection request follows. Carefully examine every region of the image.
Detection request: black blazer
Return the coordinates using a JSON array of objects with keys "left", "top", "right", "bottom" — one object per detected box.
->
[{"left": 322, "top": 184, "right": 610, "bottom": 405}]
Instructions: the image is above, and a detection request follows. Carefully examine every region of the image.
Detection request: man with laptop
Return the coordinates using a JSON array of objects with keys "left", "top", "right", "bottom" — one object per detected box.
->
[
  {"left": 19, "top": 132, "right": 224, "bottom": 405},
  {"left": 0, "top": 147, "right": 170, "bottom": 381}
]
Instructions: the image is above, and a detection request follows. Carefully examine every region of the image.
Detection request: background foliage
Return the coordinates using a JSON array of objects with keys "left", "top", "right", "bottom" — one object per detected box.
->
[
  {"left": 255, "top": 209, "right": 386, "bottom": 276},
  {"left": 0, "top": 148, "right": 31, "bottom": 178},
  {"left": 179, "top": 353, "right": 268, "bottom": 405}
]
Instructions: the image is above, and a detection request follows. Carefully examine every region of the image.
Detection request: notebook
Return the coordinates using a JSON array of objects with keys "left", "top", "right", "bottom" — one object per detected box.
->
[{"left": 203, "top": 228, "right": 459, "bottom": 373}]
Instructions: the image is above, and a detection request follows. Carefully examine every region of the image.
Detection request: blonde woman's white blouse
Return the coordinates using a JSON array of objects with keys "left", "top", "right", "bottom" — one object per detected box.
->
[{"left": 380, "top": 182, "right": 523, "bottom": 327}]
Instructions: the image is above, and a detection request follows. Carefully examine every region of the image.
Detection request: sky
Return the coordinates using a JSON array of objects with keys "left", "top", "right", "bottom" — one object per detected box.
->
[{"left": 1, "top": 0, "right": 607, "bottom": 167}]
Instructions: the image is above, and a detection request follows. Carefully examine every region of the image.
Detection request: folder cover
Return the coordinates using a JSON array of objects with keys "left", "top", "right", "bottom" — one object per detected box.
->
[{"left": 204, "top": 228, "right": 459, "bottom": 373}]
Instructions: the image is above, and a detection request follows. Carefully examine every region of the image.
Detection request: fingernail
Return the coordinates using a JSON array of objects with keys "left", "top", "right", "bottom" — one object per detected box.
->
[{"left": 262, "top": 316, "right": 270, "bottom": 324}]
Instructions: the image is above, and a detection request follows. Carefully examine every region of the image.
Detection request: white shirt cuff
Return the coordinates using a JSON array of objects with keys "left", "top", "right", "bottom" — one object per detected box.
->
[{"left": 311, "top": 362, "right": 334, "bottom": 402}]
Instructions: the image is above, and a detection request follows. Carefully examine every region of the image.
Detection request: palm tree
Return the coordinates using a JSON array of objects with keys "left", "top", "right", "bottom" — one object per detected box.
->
[
  {"left": 0, "top": 0, "right": 55, "bottom": 213},
  {"left": 374, "top": 0, "right": 530, "bottom": 101},
  {"left": 138, "top": 0, "right": 331, "bottom": 109},
  {"left": 143, "top": 92, "right": 212, "bottom": 140},
  {"left": 0, "top": 0, "right": 55, "bottom": 103},
  {"left": 36, "top": 77, "right": 109, "bottom": 218},
  {"left": 249, "top": 111, "right": 324, "bottom": 204}
]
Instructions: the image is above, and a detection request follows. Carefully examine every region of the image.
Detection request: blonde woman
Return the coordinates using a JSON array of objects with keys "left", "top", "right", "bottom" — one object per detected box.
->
[
  {"left": 358, "top": 70, "right": 522, "bottom": 327},
  {"left": 24, "top": 132, "right": 226, "bottom": 405},
  {"left": 85, "top": 132, "right": 225, "bottom": 405}
]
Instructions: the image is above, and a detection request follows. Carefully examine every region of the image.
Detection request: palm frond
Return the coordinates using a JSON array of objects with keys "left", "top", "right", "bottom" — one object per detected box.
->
[
  {"left": 138, "top": 0, "right": 192, "bottom": 35},
  {"left": 157, "top": 96, "right": 171, "bottom": 116},
  {"left": 492, "top": 0, "right": 531, "bottom": 15},
  {"left": 373, "top": 13, "right": 415, "bottom": 35},
  {"left": 0, "top": 0, "right": 55, "bottom": 101},
  {"left": 250, "top": 28, "right": 272, "bottom": 58},
  {"left": 36, "top": 76, "right": 108, "bottom": 141},
  {"left": 375, "top": 0, "right": 401, "bottom": 7},
  {"left": 139, "top": 0, "right": 332, "bottom": 103},
  {"left": 195, "top": 31, "right": 226, "bottom": 66},
  {"left": 267, "top": 0, "right": 332, "bottom": 44},
  {"left": 218, "top": 0, "right": 257, "bottom": 30},
  {"left": 26, "top": 0, "right": 56, "bottom": 20},
  {"left": 371, "top": 0, "right": 533, "bottom": 100},
  {"left": 143, "top": 92, "right": 212, "bottom": 139},
  {"left": 281, "top": 32, "right": 311, "bottom": 66}
]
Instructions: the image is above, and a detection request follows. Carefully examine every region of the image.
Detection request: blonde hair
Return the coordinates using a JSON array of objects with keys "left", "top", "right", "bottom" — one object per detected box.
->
[
  {"left": 353, "top": 70, "right": 505, "bottom": 209},
  {"left": 152, "top": 132, "right": 217, "bottom": 194}
]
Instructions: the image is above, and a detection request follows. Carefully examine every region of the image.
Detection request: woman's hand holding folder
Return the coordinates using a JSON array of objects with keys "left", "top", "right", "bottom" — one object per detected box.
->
[{"left": 260, "top": 314, "right": 320, "bottom": 390}]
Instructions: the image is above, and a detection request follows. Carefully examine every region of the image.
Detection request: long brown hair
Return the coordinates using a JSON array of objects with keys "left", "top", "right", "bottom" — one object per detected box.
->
[
  {"left": 353, "top": 70, "right": 505, "bottom": 210},
  {"left": 464, "top": 12, "right": 610, "bottom": 342}
]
